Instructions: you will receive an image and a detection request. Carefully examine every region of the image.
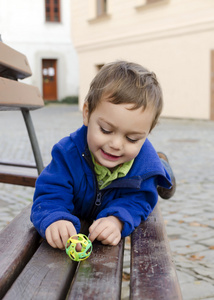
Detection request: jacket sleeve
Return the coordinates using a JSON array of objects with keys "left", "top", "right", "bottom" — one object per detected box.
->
[
  {"left": 95, "top": 176, "right": 158, "bottom": 237},
  {"left": 30, "top": 141, "right": 81, "bottom": 238}
]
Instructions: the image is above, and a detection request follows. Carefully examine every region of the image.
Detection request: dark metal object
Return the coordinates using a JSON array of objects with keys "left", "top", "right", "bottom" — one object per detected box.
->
[{"left": 21, "top": 109, "right": 44, "bottom": 174}]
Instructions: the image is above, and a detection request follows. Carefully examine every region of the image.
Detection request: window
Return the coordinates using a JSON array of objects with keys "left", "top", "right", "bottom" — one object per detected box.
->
[
  {"left": 45, "top": 0, "right": 60, "bottom": 22},
  {"left": 97, "top": 0, "right": 107, "bottom": 17},
  {"left": 88, "top": 0, "right": 110, "bottom": 23}
]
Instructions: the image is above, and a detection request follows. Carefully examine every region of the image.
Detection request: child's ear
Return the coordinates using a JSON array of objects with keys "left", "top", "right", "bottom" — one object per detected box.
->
[{"left": 83, "top": 102, "right": 89, "bottom": 126}]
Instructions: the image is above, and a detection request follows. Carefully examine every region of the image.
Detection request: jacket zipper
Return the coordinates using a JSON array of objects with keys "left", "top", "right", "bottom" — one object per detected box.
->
[
  {"left": 82, "top": 151, "right": 103, "bottom": 219},
  {"left": 95, "top": 191, "right": 102, "bottom": 206},
  {"left": 90, "top": 190, "right": 102, "bottom": 218}
]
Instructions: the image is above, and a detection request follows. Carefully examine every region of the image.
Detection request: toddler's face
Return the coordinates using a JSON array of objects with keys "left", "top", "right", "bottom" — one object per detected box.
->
[{"left": 83, "top": 98, "right": 155, "bottom": 169}]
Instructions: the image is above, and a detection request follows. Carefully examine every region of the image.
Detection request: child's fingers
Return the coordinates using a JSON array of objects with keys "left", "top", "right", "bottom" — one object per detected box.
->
[
  {"left": 89, "top": 219, "right": 101, "bottom": 232},
  {"left": 45, "top": 228, "right": 55, "bottom": 248},
  {"left": 88, "top": 219, "right": 103, "bottom": 242},
  {"left": 89, "top": 218, "right": 122, "bottom": 245},
  {"left": 45, "top": 220, "right": 76, "bottom": 250},
  {"left": 65, "top": 224, "right": 82, "bottom": 251},
  {"left": 66, "top": 222, "right": 77, "bottom": 237},
  {"left": 95, "top": 226, "right": 121, "bottom": 245},
  {"left": 101, "top": 232, "right": 121, "bottom": 246},
  {"left": 46, "top": 226, "right": 64, "bottom": 249},
  {"left": 59, "top": 226, "right": 72, "bottom": 249},
  {"left": 62, "top": 222, "right": 77, "bottom": 247},
  {"left": 95, "top": 227, "right": 113, "bottom": 243}
]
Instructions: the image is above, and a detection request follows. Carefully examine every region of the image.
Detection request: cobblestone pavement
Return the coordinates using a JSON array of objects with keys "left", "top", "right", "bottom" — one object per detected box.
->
[{"left": 0, "top": 104, "right": 214, "bottom": 300}]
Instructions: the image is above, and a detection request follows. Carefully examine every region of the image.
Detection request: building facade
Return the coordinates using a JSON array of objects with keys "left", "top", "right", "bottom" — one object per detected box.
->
[
  {"left": 0, "top": 0, "right": 78, "bottom": 101},
  {"left": 71, "top": 0, "right": 214, "bottom": 120}
]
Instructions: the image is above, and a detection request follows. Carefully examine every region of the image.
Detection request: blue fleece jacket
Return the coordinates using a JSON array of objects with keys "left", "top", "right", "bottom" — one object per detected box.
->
[{"left": 31, "top": 125, "right": 171, "bottom": 239}]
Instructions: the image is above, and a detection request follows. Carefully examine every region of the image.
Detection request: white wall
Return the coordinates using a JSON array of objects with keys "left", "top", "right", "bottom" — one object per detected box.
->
[{"left": 0, "top": 0, "right": 78, "bottom": 99}]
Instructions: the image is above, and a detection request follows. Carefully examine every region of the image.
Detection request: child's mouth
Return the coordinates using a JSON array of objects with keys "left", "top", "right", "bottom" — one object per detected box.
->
[{"left": 101, "top": 149, "right": 121, "bottom": 161}]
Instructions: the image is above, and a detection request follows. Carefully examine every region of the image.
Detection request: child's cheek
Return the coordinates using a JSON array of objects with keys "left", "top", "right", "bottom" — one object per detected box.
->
[{"left": 127, "top": 145, "right": 141, "bottom": 160}]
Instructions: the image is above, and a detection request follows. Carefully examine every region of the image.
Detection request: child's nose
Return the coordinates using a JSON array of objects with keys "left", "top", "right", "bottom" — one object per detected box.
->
[{"left": 109, "top": 135, "right": 123, "bottom": 150}]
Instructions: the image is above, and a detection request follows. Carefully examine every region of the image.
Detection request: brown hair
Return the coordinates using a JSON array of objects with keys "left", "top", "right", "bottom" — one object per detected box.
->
[{"left": 84, "top": 60, "right": 163, "bottom": 131}]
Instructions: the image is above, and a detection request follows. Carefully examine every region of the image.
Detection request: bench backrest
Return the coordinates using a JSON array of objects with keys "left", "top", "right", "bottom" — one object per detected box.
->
[
  {"left": 0, "top": 41, "right": 44, "bottom": 182},
  {"left": 0, "top": 42, "right": 44, "bottom": 110}
]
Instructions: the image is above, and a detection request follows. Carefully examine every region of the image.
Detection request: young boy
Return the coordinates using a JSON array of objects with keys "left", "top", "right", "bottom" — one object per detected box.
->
[{"left": 31, "top": 60, "right": 175, "bottom": 249}]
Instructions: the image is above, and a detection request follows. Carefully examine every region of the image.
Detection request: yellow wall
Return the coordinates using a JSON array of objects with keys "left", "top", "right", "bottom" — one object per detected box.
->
[{"left": 71, "top": 0, "right": 214, "bottom": 119}]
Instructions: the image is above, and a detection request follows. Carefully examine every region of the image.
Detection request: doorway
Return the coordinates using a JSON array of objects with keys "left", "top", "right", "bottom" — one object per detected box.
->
[{"left": 42, "top": 59, "right": 57, "bottom": 100}]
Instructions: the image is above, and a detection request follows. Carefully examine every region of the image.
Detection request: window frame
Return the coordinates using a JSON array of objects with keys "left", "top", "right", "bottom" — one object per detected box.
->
[{"left": 45, "top": 0, "right": 61, "bottom": 23}]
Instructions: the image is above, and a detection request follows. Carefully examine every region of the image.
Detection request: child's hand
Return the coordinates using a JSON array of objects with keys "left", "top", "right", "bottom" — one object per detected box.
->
[
  {"left": 89, "top": 216, "right": 123, "bottom": 246},
  {"left": 45, "top": 220, "right": 77, "bottom": 249}
]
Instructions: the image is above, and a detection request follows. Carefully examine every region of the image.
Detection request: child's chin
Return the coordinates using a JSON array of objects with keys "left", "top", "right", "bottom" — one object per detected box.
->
[{"left": 102, "top": 161, "right": 120, "bottom": 170}]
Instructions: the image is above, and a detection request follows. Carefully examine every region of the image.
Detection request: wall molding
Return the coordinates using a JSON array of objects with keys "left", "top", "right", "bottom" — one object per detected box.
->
[{"left": 75, "top": 18, "right": 214, "bottom": 52}]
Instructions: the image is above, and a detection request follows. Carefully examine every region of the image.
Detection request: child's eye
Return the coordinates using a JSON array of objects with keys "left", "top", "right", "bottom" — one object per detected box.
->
[
  {"left": 126, "top": 137, "right": 138, "bottom": 143},
  {"left": 100, "top": 127, "right": 112, "bottom": 134}
]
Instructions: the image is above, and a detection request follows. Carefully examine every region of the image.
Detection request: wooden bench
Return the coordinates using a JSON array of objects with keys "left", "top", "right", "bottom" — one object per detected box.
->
[
  {"left": 0, "top": 203, "right": 183, "bottom": 299},
  {"left": 0, "top": 41, "right": 44, "bottom": 186}
]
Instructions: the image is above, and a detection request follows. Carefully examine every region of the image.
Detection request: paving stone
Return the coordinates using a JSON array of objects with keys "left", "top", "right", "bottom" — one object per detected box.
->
[
  {"left": 170, "top": 239, "right": 194, "bottom": 248},
  {"left": 176, "top": 270, "right": 195, "bottom": 284},
  {"left": 193, "top": 267, "right": 214, "bottom": 280},
  {"left": 121, "top": 280, "right": 130, "bottom": 300},
  {"left": 172, "top": 244, "right": 208, "bottom": 255},
  {"left": 197, "top": 249, "right": 214, "bottom": 263},
  {"left": 184, "top": 230, "right": 214, "bottom": 241},
  {"left": 167, "top": 228, "right": 188, "bottom": 239},
  {"left": 180, "top": 281, "right": 214, "bottom": 300},
  {"left": 199, "top": 238, "right": 214, "bottom": 246}
]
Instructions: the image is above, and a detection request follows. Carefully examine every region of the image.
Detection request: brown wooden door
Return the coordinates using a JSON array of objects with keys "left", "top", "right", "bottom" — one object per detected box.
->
[{"left": 42, "top": 59, "right": 57, "bottom": 100}]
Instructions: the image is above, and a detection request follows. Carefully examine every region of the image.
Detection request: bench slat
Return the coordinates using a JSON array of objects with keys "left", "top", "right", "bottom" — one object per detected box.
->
[
  {"left": 67, "top": 239, "right": 124, "bottom": 300},
  {"left": 2, "top": 221, "right": 90, "bottom": 300},
  {"left": 130, "top": 203, "right": 183, "bottom": 300},
  {"left": 0, "top": 173, "right": 37, "bottom": 187},
  {"left": 0, "top": 164, "right": 38, "bottom": 186},
  {"left": 0, "top": 42, "right": 32, "bottom": 80},
  {"left": 0, "top": 204, "right": 41, "bottom": 299},
  {"left": 0, "top": 77, "right": 44, "bottom": 110},
  {"left": 3, "top": 242, "right": 78, "bottom": 300}
]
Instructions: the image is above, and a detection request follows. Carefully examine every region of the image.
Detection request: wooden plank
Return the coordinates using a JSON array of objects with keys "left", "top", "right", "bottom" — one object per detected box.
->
[
  {"left": 130, "top": 203, "right": 183, "bottom": 300},
  {"left": 0, "top": 77, "right": 44, "bottom": 110},
  {"left": 0, "top": 204, "right": 41, "bottom": 299},
  {"left": 3, "top": 221, "right": 90, "bottom": 300},
  {"left": 0, "top": 42, "right": 32, "bottom": 80},
  {"left": 67, "top": 239, "right": 125, "bottom": 300},
  {"left": 0, "top": 172, "right": 37, "bottom": 187},
  {"left": 0, "top": 164, "right": 38, "bottom": 186},
  {"left": 3, "top": 241, "right": 78, "bottom": 300}
]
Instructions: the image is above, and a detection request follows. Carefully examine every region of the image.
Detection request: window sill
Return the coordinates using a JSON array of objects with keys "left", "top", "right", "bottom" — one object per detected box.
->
[
  {"left": 45, "top": 21, "right": 61, "bottom": 24},
  {"left": 88, "top": 14, "right": 111, "bottom": 24},
  {"left": 135, "top": 0, "right": 170, "bottom": 11}
]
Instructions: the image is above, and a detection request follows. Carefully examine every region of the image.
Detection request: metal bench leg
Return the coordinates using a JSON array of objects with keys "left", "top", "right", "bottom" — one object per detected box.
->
[{"left": 21, "top": 109, "right": 44, "bottom": 174}]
